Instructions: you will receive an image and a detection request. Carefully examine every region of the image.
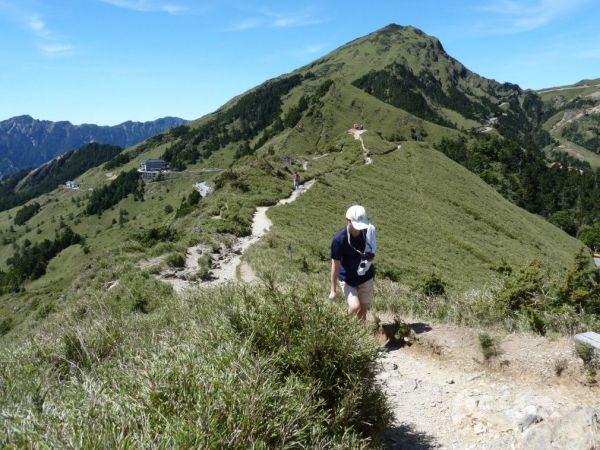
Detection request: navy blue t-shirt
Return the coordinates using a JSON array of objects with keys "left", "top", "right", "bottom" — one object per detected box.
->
[{"left": 330, "top": 227, "right": 374, "bottom": 287}]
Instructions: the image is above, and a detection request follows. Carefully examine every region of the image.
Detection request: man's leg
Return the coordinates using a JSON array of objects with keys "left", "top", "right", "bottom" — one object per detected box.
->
[
  {"left": 356, "top": 278, "right": 374, "bottom": 322},
  {"left": 341, "top": 282, "right": 362, "bottom": 318}
]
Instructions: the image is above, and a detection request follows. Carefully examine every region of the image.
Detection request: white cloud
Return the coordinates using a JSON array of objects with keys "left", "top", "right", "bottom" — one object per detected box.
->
[
  {"left": 26, "top": 16, "right": 46, "bottom": 33},
  {"left": 229, "top": 17, "right": 265, "bottom": 31},
  {"left": 22, "top": 13, "right": 75, "bottom": 57},
  {"left": 477, "top": 0, "right": 590, "bottom": 34},
  {"left": 229, "top": 8, "right": 325, "bottom": 31},
  {"left": 39, "top": 43, "right": 74, "bottom": 56},
  {"left": 101, "top": 0, "right": 187, "bottom": 14},
  {"left": 270, "top": 13, "right": 323, "bottom": 29}
]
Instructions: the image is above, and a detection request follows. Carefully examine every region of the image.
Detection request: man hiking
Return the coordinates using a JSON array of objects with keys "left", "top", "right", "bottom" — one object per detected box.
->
[
  {"left": 329, "top": 205, "right": 377, "bottom": 321},
  {"left": 292, "top": 172, "right": 301, "bottom": 190}
]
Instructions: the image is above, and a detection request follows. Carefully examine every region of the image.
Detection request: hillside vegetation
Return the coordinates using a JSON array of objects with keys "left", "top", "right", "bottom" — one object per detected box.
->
[
  {"left": 539, "top": 78, "right": 600, "bottom": 167},
  {"left": 1, "top": 23, "right": 599, "bottom": 447},
  {"left": 0, "top": 143, "right": 123, "bottom": 212}
]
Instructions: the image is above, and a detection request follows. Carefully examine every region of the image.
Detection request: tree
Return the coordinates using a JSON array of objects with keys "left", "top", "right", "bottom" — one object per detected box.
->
[
  {"left": 555, "top": 248, "right": 600, "bottom": 314},
  {"left": 578, "top": 223, "right": 600, "bottom": 250}
]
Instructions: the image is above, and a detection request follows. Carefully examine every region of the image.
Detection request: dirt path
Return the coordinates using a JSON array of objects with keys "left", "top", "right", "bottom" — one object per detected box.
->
[
  {"left": 156, "top": 179, "right": 316, "bottom": 291},
  {"left": 551, "top": 104, "right": 600, "bottom": 133},
  {"left": 349, "top": 128, "right": 373, "bottom": 164},
  {"left": 538, "top": 85, "right": 589, "bottom": 94},
  {"left": 378, "top": 318, "right": 600, "bottom": 449}
]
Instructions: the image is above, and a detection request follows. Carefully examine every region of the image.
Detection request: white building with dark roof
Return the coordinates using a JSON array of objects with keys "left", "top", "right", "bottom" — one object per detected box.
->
[{"left": 139, "top": 159, "right": 166, "bottom": 172}]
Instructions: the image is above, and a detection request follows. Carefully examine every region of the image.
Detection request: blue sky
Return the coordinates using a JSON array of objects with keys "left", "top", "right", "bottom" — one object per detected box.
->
[{"left": 1, "top": 0, "right": 599, "bottom": 125}]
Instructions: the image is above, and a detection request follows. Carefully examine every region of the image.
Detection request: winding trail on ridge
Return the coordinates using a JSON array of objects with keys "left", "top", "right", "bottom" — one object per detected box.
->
[
  {"left": 157, "top": 179, "right": 316, "bottom": 292},
  {"left": 349, "top": 128, "right": 373, "bottom": 164}
]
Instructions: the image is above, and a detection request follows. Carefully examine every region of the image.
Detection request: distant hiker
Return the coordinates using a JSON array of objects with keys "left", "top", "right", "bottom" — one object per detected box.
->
[
  {"left": 329, "top": 205, "right": 377, "bottom": 321},
  {"left": 292, "top": 172, "right": 301, "bottom": 190}
]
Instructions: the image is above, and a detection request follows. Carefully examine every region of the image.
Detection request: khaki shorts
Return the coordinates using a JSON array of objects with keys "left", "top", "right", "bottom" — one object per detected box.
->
[{"left": 340, "top": 278, "right": 375, "bottom": 305}]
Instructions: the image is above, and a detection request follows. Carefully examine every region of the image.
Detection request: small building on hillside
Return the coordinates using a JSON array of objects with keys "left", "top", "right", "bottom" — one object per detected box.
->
[
  {"left": 65, "top": 180, "right": 80, "bottom": 189},
  {"left": 139, "top": 159, "right": 166, "bottom": 172}
]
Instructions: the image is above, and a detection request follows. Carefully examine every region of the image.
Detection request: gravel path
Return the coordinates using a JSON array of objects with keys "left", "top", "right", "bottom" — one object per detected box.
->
[
  {"left": 156, "top": 179, "right": 315, "bottom": 291},
  {"left": 377, "top": 319, "right": 600, "bottom": 449},
  {"left": 349, "top": 128, "right": 373, "bottom": 164}
]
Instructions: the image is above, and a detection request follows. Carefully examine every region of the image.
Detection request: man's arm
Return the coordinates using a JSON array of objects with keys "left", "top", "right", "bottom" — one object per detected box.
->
[{"left": 329, "top": 259, "right": 340, "bottom": 300}]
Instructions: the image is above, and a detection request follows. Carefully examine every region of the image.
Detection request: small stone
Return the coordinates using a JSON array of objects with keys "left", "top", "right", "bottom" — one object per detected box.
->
[
  {"left": 464, "top": 372, "right": 483, "bottom": 382},
  {"left": 393, "top": 363, "right": 398, "bottom": 370},
  {"left": 447, "top": 379, "right": 455, "bottom": 384},
  {"left": 519, "top": 414, "right": 543, "bottom": 432},
  {"left": 473, "top": 422, "right": 486, "bottom": 434}
]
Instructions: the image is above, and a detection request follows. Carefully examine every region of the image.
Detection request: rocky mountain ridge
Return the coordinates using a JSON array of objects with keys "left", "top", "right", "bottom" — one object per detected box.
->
[{"left": 0, "top": 115, "right": 186, "bottom": 177}]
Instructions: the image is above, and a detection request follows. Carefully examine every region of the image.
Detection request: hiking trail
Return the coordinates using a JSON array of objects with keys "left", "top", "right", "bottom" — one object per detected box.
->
[
  {"left": 150, "top": 179, "right": 315, "bottom": 291},
  {"left": 349, "top": 128, "right": 373, "bottom": 164},
  {"left": 377, "top": 317, "right": 600, "bottom": 449}
]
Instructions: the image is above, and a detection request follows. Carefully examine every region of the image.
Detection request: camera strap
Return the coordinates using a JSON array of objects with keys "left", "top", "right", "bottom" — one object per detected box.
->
[{"left": 346, "top": 225, "right": 366, "bottom": 258}]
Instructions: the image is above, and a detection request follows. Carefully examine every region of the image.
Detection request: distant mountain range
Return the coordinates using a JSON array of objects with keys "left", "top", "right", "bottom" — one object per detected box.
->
[{"left": 0, "top": 115, "right": 187, "bottom": 177}]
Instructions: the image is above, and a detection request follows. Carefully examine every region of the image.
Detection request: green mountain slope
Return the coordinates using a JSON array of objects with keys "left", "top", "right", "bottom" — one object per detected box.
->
[
  {"left": 244, "top": 140, "right": 581, "bottom": 291},
  {"left": 300, "top": 24, "right": 549, "bottom": 148},
  {"left": 0, "top": 24, "right": 588, "bottom": 337},
  {"left": 539, "top": 78, "right": 600, "bottom": 167},
  {"left": 2, "top": 23, "right": 599, "bottom": 450},
  {"left": 0, "top": 143, "right": 123, "bottom": 212}
]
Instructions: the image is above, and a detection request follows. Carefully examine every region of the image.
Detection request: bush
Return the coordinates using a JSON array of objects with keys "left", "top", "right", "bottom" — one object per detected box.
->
[
  {"left": 497, "top": 259, "right": 545, "bottom": 312},
  {"left": 133, "top": 226, "right": 178, "bottom": 246},
  {"left": 0, "top": 277, "right": 387, "bottom": 448},
  {"left": 166, "top": 252, "right": 186, "bottom": 268},
  {"left": 555, "top": 248, "right": 600, "bottom": 314},
  {"left": 226, "top": 284, "right": 392, "bottom": 439},
  {"left": 14, "top": 202, "right": 41, "bottom": 226},
  {"left": 0, "top": 318, "right": 12, "bottom": 336},
  {"left": 419, "top": 273, "right": 447, "bottom": 297},
  {"left": 478, "top": 332, "right": 498, "bottom": 360},
  {"left": 575, "top": 343, "right": 598, "bottom": 368},
  {"left": 196, "top": 254, "right": 212, "bottom": 280}
]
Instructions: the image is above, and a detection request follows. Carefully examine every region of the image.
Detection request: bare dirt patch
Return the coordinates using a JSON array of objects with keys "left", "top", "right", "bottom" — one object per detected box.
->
[{"left": 377, "top": 316, "right": 599, "bottom": 449}]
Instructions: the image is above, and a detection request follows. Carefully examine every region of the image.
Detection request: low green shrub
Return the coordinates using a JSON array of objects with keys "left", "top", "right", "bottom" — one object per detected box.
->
[
  {"left": 0, "top": 275, "right": 388, "bottom": 448},
  {"left": 132, "top": 226, "right": 178, "bottom": 246},
  {"left": 419, "top": 273, "right": 447, "bottom": 297},
  {"left": 478, "top": 332, "right": 498, "bottom": 361},
  {"left": 226, "top": 283, "right": 392, "bottom": 439},
  {"left": 575, "top": 342, "right": 598, "bottom": 368},
  {"left": 166, "top": 252, "right": 186, "bottom": 268},
  {"left": 0, "top": 318, "right": 12, "bottom": 336},
  {"left": 196, "top": 254, "right": 212, "bottom": 281}
]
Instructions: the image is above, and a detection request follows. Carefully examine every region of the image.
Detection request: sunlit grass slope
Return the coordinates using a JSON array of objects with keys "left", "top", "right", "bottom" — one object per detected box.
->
[{"left": 245, "top": 139, "right": 583, "bottom": 291}]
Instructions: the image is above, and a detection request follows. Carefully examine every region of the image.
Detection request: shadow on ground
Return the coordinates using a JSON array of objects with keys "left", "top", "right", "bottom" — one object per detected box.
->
[
  {"left": 409, "top": 322, "right": 432, "bottom": 334},
  {"left": 381, "top": 424, "right": 438, "bottom": 449},
  {"left": 381, "top": 321, "right": 433, "bottom": 351}
]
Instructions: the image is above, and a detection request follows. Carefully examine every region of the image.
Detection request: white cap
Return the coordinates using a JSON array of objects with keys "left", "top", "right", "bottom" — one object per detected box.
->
[{"left": 346, "top": 205, "right": 369, "bottom": 230}]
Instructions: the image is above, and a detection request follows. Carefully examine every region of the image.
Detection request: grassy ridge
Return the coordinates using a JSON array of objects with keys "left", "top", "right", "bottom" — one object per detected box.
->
[
  {"left": 0, "top": 266, "right": 390, "bottom": 448},
  {"left": 245, "top": 139, "right": 582, "bottom": 291}
]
